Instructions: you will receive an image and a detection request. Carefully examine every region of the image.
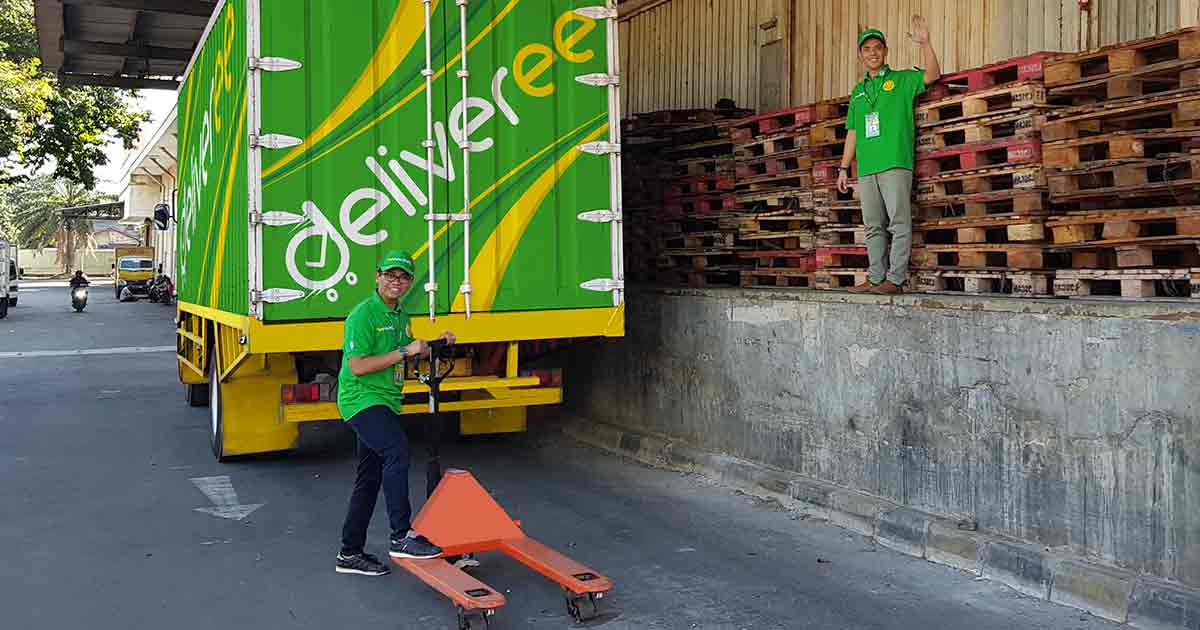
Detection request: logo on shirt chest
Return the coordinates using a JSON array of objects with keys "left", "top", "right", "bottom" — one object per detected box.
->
[{"left": 882, "top": 79, "right": 895, "bottom": 92}]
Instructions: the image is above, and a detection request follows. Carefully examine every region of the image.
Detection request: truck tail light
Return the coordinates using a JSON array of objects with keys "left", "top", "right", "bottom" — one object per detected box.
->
[{"left": 280, "top": 383, "right": 334, "bottom": 404}]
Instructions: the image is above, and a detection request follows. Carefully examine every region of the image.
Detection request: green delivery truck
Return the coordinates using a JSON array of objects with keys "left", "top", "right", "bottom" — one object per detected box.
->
[{"left": 175, "top": 0, "right": 624, "bottom": 460}]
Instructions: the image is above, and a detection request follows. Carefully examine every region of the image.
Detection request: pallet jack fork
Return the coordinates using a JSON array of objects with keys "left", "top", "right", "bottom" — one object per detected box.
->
[{"left": 398, "top": 341, "right": 613, "bottom": 629}]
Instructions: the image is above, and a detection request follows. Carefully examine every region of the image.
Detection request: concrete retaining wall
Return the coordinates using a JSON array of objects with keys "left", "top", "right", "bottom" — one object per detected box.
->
[{"left": 566, "top": 288, "right": 1200, "bottom": 603}]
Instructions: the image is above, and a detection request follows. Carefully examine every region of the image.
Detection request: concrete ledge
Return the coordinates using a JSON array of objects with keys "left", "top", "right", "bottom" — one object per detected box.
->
[
  {"left": 1128, "top": 579, "right": 1200, "bottom": 630},
  {"left": 926, "top": 520, "right": 982, "bottom": 575},
  {"left": 1051, "top": 560, "right": 1135, "bottom": 623},
  {"left": 877, "top": 507, "right": 932, "bottom": 558},
  {"left": 560, "top": 417, "right": 1200, "bottom": 629}
]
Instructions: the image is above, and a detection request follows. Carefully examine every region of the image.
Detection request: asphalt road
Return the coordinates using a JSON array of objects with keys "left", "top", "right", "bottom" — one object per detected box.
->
[{"left": 0, "top": 282, "right": 1120, "bottom": 630}]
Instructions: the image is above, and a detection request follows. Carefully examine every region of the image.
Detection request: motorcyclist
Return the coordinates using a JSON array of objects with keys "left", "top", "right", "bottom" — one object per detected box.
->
[{"left": 69, "top": 270, "right": 90, "bottom": 288}]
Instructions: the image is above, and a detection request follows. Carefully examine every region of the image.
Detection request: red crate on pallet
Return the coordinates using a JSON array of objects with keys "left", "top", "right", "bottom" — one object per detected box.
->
[
  {"left": 924, "top": 51, "right": 1056, "bottom": 100},
  {"left": 915, "top": 138, "right": 1043, "bottom": 178}
]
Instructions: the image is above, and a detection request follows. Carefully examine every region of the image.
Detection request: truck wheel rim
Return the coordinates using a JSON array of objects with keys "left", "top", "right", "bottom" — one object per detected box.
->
[{"left": 210, "top": 363, "right": 220, "bottom": 441}]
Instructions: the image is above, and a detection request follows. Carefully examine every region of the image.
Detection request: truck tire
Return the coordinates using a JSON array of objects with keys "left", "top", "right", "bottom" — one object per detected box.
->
[
  {"left": 0, "top": 297, "right": 7, "bottom": 319},
  {"left": 115, "top": 284, "right": 121, "bottom": 300},
  {"left": 7, "top": 297, "right": 14, "bottom": 307},
  {"left": 209, "top": 360, "right": 228, "bottom": 462},
  {"left": 186, "top": 383, "right": 209, "bottom": 407}
]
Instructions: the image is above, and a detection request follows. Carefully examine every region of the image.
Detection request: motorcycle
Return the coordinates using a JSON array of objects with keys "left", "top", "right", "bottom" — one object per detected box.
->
[
  {"left": 70, "top": 283, "right": 88, "bottom": 312},
  {"left": 148, "top": 274, "right": 175, "bottom": 305}
]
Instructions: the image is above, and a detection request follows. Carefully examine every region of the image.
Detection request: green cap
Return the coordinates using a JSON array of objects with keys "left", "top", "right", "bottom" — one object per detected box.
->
[
  {"left": 858, "top": 28, "right": 886, "bottom": 48},
  {"left": 378, "top": 250, "right": 415, "bottom": 275}
]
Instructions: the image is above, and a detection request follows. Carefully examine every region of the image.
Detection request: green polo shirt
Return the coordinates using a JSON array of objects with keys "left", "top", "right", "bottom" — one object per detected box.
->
[
  {"left": 847, "top": 65, "right": 927, "bottom": 177},
  {"left": 337, "top": 292, "right": 414, "bottom": 420}
]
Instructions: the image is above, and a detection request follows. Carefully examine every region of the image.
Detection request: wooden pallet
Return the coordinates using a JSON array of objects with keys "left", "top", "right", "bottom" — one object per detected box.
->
[
  {"left": 738, "top": 209, "right": 816, "bottom": 230},
  {"left": 816, "top": 245, "right": 869, "bottom": 268},
  {"left": 1046, "top": 155, "right": 1200, "bottom": 198},
  {"left": 737, "top": 250, "right": 818, "bottom": 271},
  {"left": 735, "top": 186, "right": 814, "bottom": 213},
  {"left": 914, "top": 269, "right": 1053, "bottom": 297},
  {"left": 1047, "top": 207, "right": 1200, "bottom": 244},
  {"left": 1042, "top": 91, "right": 1200, "bottom": 141},
  {"left": 812, "top": 185, "right": 861, "bottom": 206},
  {"left": 817, "top": 206, "right": 864, "bottom": 225},
  {"left": 814, "top": 96, "right": 851, "bottom": 121},
  {"left": 738, "top": 231, "right": 816, "bottom": 251},
  {"left": 666, "top": 175, "right": 736, "bottom": 197},
  {"left": 810, "top": 118, "right": 849, "bottom": 146},
  {"left": 736, "top": 171, "right": 813, "bottom": 192},
  {"left": 666, "top": 157, "right": 735, "bottom": 178},
  {"left": 657, "top": 249, "right": 746, "bottom": 270},
  {"left": 916, "top": 137, "right": 1042, "bottom": 178},
  {"left": 657, "top": 267, "right": 743, "bottom": 288},
  {"left": 735, "top": 130, "right": 810, "bottom": 159},
  {"left": 913, "top": 215, "right": 1048, "bottom": 244},
  {"left": 916, "top": 110, "right": 1045, "bottom": 152},
  {"left": 816, "top": 225, "right": 866, "bottom": 246},
  {"left": 1042, "top": 128, "right": 1200, "bottom": 168},
  {"left": 911, "top": 244, "right": 1049, "bottom": 269},
  {"left": 735, "top": 152, "right": 814, "bottom": 179},
  {"left": 730, "top": 106, "right": 816, "bottom": 142},
  {"left": 915, "top": 80, "right": 1048, "bottom": 127},
  {"left": 916, "top": 164, "right": 1045, "bottom": 200},
  {"left": 664, "top": 194, "right": 739, "bottom": 216},
  {"left": 1045, "top": 27, "right": 1200, "bottom": 86},
  {"left": 741, "top": 268, "right": 815, "bottom": 288},
  {"left": 1046, "top": 236, "right": 1200, "bottom": 268},
  {"left": 812, "top": 159, "right": 854, "bottom": 185},
  {"left": 814, "top": 269, "right": 869, "bottom": 289},
  {"left": 916, "top": 190, "right": 1048, "bottom": 221},
  {"left": 924, "top": 52, "right": 1053, "bottom": 100},
  {"left": 1048, "top": 59, "right": 1200, "bottom": 103},
  {"left": 658, "top": 230, "right": 738, "bottom": 250},
  {"left": 1053, "top": 268, "right": 1200, "bottom": 298}
]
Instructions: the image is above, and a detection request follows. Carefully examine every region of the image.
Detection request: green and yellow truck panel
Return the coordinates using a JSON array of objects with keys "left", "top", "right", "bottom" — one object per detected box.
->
[{"left": 174, "top": 0, "right": 623, "bottom": 458}]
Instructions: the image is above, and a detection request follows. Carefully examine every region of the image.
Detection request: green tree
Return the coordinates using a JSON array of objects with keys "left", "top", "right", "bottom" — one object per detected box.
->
[
  {"left": 0, "top": 0, "right": 149, "bottom": 188},
  {"left": 6, "top": 174, "right": 113, "bottom": 274}
]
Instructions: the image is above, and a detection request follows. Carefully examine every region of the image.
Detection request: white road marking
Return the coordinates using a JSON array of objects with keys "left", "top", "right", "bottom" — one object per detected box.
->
[
  {"left": 0, "top": 345, "right": 175, "bottom": 359},
  {"left": 191, "top": 475, "right": 264, "bottom": 520}
]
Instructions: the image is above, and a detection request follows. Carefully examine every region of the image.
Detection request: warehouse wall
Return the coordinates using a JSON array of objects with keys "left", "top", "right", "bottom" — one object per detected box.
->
[
  {"left": 793, "top": 0, "right": 1191, "bottom": 104},
  {"left": 619, "top": 0, "right": 778, "bottom": 113},
  {"left": 567, "top": 288, "right": 1200, "bottom": 590},
  {"left": 619, "top": 0, "right": 1200, "bottom": 113}
]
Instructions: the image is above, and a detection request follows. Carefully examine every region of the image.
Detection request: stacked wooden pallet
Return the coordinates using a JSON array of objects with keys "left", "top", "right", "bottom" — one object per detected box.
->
[
  {"left": 1042, "top": 28, "right": 1200, "bottom": 300},
  {"left": 910, "top": 53, "right": 1060, "bottom": 297},
  {"left": 620, "top": 107, "right": 754, "bottom": 288},
  {"left": 803, "top": 96, "right": 873, "bottom": 289},
  {"left": 728, "top": 106, "right": 818, "bottom": 288}
]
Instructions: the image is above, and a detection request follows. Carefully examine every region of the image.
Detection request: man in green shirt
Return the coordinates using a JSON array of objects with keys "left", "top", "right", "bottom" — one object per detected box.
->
[
  {"left": 335, "top": 249, "right": 456, "bottom": 576},
  {"left": 837, "top": 17, "right": 941, "bottom": 294}
]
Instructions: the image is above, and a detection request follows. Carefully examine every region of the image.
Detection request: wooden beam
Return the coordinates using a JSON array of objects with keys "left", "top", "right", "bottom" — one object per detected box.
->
[
  {"left": 58, "top": 72, "right": 179, "bottom": 90},
  {"left": 61, "top": 0, "right": 217, "bottom": 18},
  {"left": 64, "top": 39, "right": 194, "bottom": 61},
  {"left": 618, "top": 0, "right": 672, "bottom": 22}
]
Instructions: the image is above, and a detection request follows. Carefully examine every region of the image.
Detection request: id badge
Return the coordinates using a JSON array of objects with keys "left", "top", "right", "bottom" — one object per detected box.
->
[{"left": 865, "top": 111, "right": 881, "bottom": 138}]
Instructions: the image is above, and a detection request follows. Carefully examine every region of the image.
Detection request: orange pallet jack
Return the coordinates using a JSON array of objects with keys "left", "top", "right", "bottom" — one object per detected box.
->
[{"left": 397, "top": 340, "right": 613, "bottom": 629}]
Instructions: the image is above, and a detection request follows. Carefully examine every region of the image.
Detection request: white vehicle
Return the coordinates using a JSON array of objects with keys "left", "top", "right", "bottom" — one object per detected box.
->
[
  {"left": 7, "top": 255, "right": 17, "bottom": 307},
  {"left": 0, "top": 241, "right": 10, "bottom": 319}
]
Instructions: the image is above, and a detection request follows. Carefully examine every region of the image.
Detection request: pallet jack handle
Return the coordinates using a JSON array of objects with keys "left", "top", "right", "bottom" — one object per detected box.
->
[{"left": 416, "top": 338, "right": 455, "bottom": 498}]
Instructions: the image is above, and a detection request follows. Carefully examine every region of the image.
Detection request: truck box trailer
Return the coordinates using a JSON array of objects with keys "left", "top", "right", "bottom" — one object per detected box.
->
[{"left": 174, "top": 0, "right": 624, "bottom": 460}]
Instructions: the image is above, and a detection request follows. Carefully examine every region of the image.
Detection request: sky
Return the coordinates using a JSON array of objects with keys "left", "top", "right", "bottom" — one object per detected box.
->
[{"left": 94, "top": 89, "right": 179, "bottom": 195}]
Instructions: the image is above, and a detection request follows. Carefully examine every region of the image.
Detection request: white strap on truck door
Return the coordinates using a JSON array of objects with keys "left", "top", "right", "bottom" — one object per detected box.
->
[
  {"left": 456, "top": 0, "right": 473, "bottom": 319},
  {"left": 421, "top": 0, "right": 438, "bottom": 321}
]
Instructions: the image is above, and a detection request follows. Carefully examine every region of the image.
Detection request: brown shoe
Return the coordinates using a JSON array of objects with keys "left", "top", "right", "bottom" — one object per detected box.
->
[
  {"left": 847, "top": 281, "right": 876, "bottom": 293},
  {"left": 871, "top": 281, "right": 903, "bottom": 295}
]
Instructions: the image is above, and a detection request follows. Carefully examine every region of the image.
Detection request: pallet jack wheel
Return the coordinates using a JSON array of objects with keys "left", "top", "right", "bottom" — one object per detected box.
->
[
  {"left": 565, "top": 591, "right": 600, "bottom": 623},
  {"left": 456, "top": 607, "right": 490, "bottom": 630}
]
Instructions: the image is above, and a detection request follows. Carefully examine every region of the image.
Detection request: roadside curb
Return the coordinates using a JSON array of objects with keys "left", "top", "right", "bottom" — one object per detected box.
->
[{"left": 560, "top": 417, "right": 1200, "bottom": 630}]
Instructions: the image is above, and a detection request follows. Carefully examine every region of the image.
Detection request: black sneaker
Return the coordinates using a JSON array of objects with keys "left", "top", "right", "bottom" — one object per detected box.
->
[
  {"left": 335, "top": 552, "right": 390, "bottom": 576},
  {"left": 389, "top": 534, "right": 443, "bottom": 559}
]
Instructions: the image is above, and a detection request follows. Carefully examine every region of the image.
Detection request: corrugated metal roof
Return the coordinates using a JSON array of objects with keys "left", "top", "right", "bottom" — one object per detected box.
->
[{"left": 34, "top": 0, "right": 217, "bottom": 90}]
